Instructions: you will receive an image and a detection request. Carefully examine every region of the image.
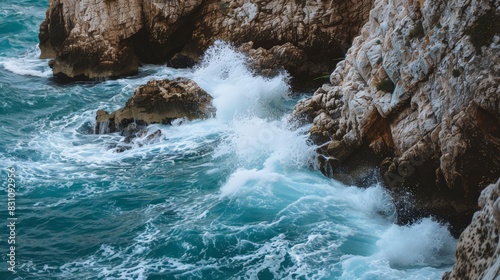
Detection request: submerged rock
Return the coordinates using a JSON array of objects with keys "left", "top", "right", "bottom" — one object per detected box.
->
[
  {"left": 443, "top": 178, "right": 500, "bottom": 280},
  {"left": 95, "top": 77, "right": 215, "bottom": 135},
  {"left": 39, "top": 0, "right": 373, "bottom": 82},
  {"left": 293, "top": 0, "right": 500, "bottom": 235}
]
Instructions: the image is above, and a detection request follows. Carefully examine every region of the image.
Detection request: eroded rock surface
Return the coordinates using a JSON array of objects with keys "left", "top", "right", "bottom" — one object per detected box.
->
[
  {"left": 39, "top": 0, "right": 373, "bottom": 81},
  {"left": 239, "top": 41, "right": 309, "bottom": 79},
  {"left": 95, "top": 77, "right": 215, "bottom": 135},
  {"left": 293, "top": 0, "right": 500, "bottom": 234},
  {"left": 444, "top": 178, "right": 500, "bottom": 280}
]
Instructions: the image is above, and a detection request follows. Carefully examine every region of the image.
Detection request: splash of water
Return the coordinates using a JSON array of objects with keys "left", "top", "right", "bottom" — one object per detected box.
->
[
  {"left": 0, "top": 35, "right": 457, "bottom": 279},
  {"left": 191, "top": 41, "right": 290, "bottom": 122}
]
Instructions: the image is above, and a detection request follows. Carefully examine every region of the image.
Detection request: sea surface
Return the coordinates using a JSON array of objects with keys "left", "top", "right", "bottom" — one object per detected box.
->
[{"left": 0, "top": 1, "right": 458, "bottom": 279}]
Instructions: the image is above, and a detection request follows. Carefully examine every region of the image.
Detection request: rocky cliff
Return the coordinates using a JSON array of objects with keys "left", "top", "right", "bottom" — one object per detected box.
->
[
  {"left": 39, "top": 0, "right": 372, "bottom": 82},
  {"left": 444, "top": 178, "right": 500, "bottom": 279},
  {"left": 293, "top": 0, "right": 500, "bottom": 235}
]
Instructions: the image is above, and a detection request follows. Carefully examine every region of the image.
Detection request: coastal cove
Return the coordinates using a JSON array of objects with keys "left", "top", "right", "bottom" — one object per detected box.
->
[{"left": 1, "top": 0, "right": 499, "bottom": 279}]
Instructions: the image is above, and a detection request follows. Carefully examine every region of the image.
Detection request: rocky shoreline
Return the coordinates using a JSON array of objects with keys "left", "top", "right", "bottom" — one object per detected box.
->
[
  {"left": 293, "top": 0, "right": 500, "bottom": 238},
  {"left": 39, "top": 0, "right": 500, "bottom": 278},
  {"left": 95, "top": 78, "right": 215, "bottom": 134},
  {"left": 444, "top": 178, "right": 500, "bottom": 279},
  {"left": 38, "top": 0, "right": 372, "bottom": 86}
]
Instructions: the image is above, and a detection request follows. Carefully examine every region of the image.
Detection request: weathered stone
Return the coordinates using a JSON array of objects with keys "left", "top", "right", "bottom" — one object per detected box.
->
[
  {"left": 95, "top": 77, "right": 215, "bottom": 134},
  {"left": 293, "top": 0, "right": 500, "bottom": 234},
  {"left": 239, "top": 42, "right": 310, "bottom": 79},
  {"left": 39, "top": 0, "right": 374, "bottom": 81},
  {"left": 443, "top": 178, "right": 500, "bottom": 280},
  {"left": 327, "top": 140, "right": 351, "bottom": 162}
]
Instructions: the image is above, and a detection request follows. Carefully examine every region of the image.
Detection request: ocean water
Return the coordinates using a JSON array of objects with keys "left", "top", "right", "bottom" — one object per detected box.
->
[{"left": 0, "top": 1, "right": 458, "bottom": 279}]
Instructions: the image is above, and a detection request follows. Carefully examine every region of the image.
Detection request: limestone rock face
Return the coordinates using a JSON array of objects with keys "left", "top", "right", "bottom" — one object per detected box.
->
[
  {"left": 39, "top": 0, "right": 373, "bottom": 81},
  {"left": 443, "top": 178, "right": 500, "bottom": 280},
  {"left": 39, "top": 0, "right": 145, "bottom": 79},
  {"left": 293, "top": 0, "right": 500, "bottom": 234},
  {"left": 95, "top": 78, "right": 215, "bottom": 134}
]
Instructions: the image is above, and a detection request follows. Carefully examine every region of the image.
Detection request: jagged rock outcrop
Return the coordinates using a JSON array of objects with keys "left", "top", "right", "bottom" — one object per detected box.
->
[
  {"left": 293, "top": 0, "right": 500, "bottom": 235},
  {"left": 443, "top": 178, "right": 500, "bottom": 280},
  {"left": 95, "top": 77, "right": 215, "bottom": 135},
  {"left": 39, "top": 0, "right": 373, "bottom": 81},
  {"left": 239, "top": 41, "right": 309, "bottom": 79},
  {"left": 39, "top": 0, "right": 143, "bottom": 79}
]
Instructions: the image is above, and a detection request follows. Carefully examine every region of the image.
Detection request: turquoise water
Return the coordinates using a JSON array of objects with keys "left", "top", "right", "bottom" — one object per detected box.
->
[{"left": 0, "top": 1, "right": 457, "bottom": 279}]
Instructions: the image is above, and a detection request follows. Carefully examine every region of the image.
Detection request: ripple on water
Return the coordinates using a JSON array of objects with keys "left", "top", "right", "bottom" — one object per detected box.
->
[{"left": 0, "top": 20, "right": 457, "bottom": 279}]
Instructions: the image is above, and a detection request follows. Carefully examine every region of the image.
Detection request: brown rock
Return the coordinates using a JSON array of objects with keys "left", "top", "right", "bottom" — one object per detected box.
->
[
  {"left": 293, "top": 0, "right": 500, "bottom": 234},
  {"left": 39, "top": 0, "right": 373, "bottom": 81},
  {"left": 327, "top": 140, "right": 351, "bottom": 162},
  {"left": 95, "top": 77, "right": 215, "bottom": 134},
  {"left": 239, "top": 42, "right": 310, "bottom": 79},
  {"left": 39, "top": 0, "right": 144, "bottom": 80}
]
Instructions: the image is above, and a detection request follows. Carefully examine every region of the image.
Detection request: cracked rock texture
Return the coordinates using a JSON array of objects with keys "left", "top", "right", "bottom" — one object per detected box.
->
[
  {"left": 444, "top": 178, "right": 500, "bottom": 280},
  {"left": 293, "top": 0, "right": 500, "bottom": 235},
  {"left": 39, "top": 0, "right": 372, "bottom": 81},
  {"left": 95, "top": 77, "right": 215, "bottom": 135}
]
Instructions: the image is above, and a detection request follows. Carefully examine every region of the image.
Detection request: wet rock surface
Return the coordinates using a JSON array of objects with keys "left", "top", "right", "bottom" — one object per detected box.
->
[
  {"left": 444, "top": 178, "right": 500, "bottom": 280},
  {"left": 39, "top": 0, "right": 373, "bottom": 82},
  {"left": 95, "top": 77, "right": 215, "bottom": 136},
  {"left": 293, "top": 0, "right": 500, "bottom": 235}
]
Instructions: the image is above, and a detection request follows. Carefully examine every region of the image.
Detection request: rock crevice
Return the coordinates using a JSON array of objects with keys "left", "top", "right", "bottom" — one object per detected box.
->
[
  {"left": 95, "top": 77, "right": 215, "bottom": 135},
  {"left": 444, "top": 178, "right": 500, "bottom": 280},
  {"left": 293, "top": 0, "right": 500, "bottom": 235},
  {"left": 39, "top": 0, "right": 373, "bottom": 82}
]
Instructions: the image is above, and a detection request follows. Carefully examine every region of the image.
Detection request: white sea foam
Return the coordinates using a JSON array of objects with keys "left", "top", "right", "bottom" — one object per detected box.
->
[
  {"left": 8, "top": 41, "right": 300, "bottom": 169},
  {"left": 339, "top": 184, "right": 396, "bottom": 223},
  {"left": 217, "top": 165, "right": 455, "bottom": 279},
  {"left": 0, "top": 46, "right": 52, "bottom": 77},
  {"left": 1, "top": 57, "right": 51, "bottom": 77},
  {"left": 42, "top": 171, "right": 454, "bottom": 280},
  {"left": 191, "top": 40, "right": 290, "bottom": 122},
  {"left": 6, "top": 41, "right": 458, "bottom": 280},
  {"left": 215, "top": 116, "right": 314, "bottom": 169}
]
